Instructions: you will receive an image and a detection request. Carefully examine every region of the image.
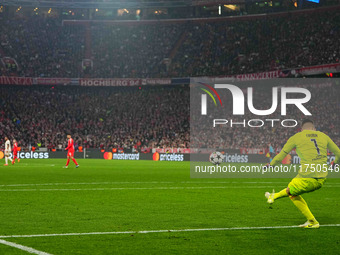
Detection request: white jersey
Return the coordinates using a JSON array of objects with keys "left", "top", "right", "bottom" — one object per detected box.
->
[{"left": 5, "top": 140, "right": 11, "bottom": 152}]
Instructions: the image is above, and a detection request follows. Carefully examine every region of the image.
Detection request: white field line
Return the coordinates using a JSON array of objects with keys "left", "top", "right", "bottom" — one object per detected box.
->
[
  {"left": 0, "top": 181, "right": 293, "bottom": 187},
  {"left": 0, "top": 239, "right": 53, "bottom": 255},
  {"left": 0, "top": 224, "right": 340, "bottom": 239},
  {"left": 0, "top": 182, "right": 174, "bottom": 187},
  {"left": 2, "top": 164, "right": 56, "bottom": 167},
  {"left": 0, "top": 186, "right": 275, "bottom": 192},
  {"left": 0, "top": 185, "right": 340, "bottom": 192}
]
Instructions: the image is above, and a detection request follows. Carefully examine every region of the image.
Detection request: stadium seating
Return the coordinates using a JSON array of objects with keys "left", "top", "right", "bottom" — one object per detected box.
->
[
  {"left": 0, "top": 8, "right": 339, "bottom": 78},
  {"left": 0, "top": 8, "right": 339, "bottom": 152},
  {"left": 0, "top": 85, "right": 189, "bottom": 150},
  {"left": 0, "top": 84, "right": 338, "bottom": 152}
]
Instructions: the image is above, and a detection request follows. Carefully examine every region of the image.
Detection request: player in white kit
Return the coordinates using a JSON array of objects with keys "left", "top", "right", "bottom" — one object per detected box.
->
[{"left": 4, "top": 137, "right": 13, "bottom": 166}]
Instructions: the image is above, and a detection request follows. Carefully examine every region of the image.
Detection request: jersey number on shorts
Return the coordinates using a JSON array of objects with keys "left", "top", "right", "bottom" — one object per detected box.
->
[{"left": 310, "top": 139, "right": 320, "bottom": 155}]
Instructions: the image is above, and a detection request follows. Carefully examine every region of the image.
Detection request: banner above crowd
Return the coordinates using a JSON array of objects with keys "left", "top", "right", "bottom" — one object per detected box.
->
[{"left": 0, "top": 63, "right": 339, "bottom": 86}]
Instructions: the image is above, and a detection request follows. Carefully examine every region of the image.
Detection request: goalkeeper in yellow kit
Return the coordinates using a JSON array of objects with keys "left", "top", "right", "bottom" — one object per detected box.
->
[{"left": 265, "top": 119, "right": 340, "bottom": 228}]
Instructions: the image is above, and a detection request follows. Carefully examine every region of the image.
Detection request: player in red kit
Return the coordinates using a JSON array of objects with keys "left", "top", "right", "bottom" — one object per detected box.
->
[
  {"left": 63, "top": 134, "right": 79, "bottom": 168},
  {"left": 11, "top": 139, "right": 20, "bottom": 165}
]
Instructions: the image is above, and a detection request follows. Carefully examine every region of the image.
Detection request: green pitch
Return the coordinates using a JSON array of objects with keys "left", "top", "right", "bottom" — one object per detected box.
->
[{"left": 0, "top": 159, "right": 339, "bottom": 254}]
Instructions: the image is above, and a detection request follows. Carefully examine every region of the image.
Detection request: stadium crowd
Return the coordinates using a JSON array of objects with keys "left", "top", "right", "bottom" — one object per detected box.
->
[
  {"left": 170, "top": 10, "right": 340, "bottom": 77},
  {"left": 0, "top": 83, "right": 339, "bottom": 152},
  {"left": 0, "top": 16, "right": 85, "bottom": 77},
  {"left": 0, "top": 7, "right": 339, "bottom": 153},
  {"left": 91, "top": 23, "right": 183, "bottom": 78},
  {"left": 0, "top": 85, "right": 189, "bottom": 151},
  {"left": 191, "top": 83, "right": 340, "bottom": 152},
  {"left": 1, "top": 8, "right": 339, "bottom": 78}
]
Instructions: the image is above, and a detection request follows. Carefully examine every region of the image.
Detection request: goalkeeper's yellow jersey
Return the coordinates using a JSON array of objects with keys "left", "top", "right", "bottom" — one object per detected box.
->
[{"left": 271, "top": 130, "right": 340, "bottom": 178}]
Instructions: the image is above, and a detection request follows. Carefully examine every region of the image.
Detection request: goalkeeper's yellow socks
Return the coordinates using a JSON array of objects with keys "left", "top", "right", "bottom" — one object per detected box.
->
[
  {"left": 290, "top": 195, "right": 315, "bottom": 221},
  {"left": 273, "top": 188, "right": 288, "bottom": 200}
]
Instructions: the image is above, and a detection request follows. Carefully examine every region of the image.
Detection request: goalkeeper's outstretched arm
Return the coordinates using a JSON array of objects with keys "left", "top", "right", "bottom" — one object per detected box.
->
[{"left": 270, "top": 136, "right": 296, "bottom": 166}]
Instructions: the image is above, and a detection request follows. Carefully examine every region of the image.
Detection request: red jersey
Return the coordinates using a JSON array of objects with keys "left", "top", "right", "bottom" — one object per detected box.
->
[
  {"left": 13, "top": 142, "right": 18, "bottom": 152},
  {"left": 65, "top": 138, "right": 75, "bottom": 152}
]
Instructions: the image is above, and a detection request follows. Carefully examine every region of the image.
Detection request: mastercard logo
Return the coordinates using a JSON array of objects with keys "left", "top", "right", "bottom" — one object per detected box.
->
[
  {"left": 153, "top": 152, "right": 159, "bottom": 161},
  {"left": 0, "top": 151, "right": 3, "bottom": 159},
  {"left": 103, "top": 152, "right": 113, "bottom": 160}
]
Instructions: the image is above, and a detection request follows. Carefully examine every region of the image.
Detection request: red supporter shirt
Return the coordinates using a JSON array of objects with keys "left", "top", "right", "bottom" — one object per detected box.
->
[{"left": 66, "top": 138, "right": 75, "bottom": 152}]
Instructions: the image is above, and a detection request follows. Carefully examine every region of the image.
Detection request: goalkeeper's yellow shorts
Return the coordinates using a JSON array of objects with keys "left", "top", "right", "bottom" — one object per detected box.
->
[{"left": 288, "top": 178, "right": 325, "bottom": 196}]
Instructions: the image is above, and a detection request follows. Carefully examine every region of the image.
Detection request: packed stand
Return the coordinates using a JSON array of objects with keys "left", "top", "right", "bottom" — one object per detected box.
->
[
  {"left": 191, "top": 83, "right": 340, "bottom": 152},
  {"left": 0, "top": 83, "right": 339, "bottom": 153},
  {"left": 0, "top": 85, "right": 189, "bottom": 151},
  {"left": 0, "top": 16, "right": 85, "bottom": 77},
  {"left": 0, "top": 8, "right": 339, "bottom": 79},
  {"left": 90, "top": 23, "right": 183, "bottom": 78},
  {"left": 170, "top": 10, "right": 340, "bottom": 77}
]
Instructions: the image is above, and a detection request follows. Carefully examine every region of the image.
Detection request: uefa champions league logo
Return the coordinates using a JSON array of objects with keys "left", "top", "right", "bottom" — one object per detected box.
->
[{"left": 199, "top": 84, "right": 312, "bottom": 128}]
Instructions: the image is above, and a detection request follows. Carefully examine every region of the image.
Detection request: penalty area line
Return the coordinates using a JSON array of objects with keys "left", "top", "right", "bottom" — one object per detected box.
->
[
  {"left": 0, "top": 239, "right": 53, "bottom": 255},
  {"left": 1, "top": 224, "right": 340, "bottom": 239}
]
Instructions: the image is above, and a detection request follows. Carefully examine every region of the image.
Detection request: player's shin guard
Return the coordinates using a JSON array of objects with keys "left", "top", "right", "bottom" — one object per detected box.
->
[
  {"left": 5, "top": 156, "right": 8, "bottom": 165},
  {"left": 66, "top": 159, "right": 70, "bottom": 166},
  {"left": 72, "top": 158, "right": 78, "bottom": 165},
  {"left": 274, "top": 188, "right": 289, "bottom": 200},
  {"left": 290, "top": 195, "right": 315, "bottom": 222}
]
